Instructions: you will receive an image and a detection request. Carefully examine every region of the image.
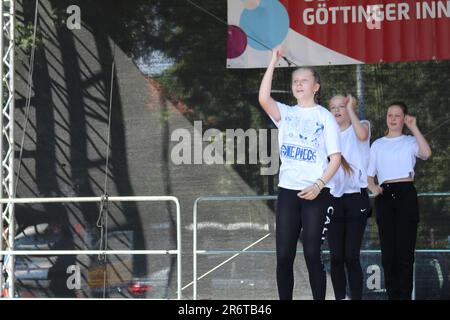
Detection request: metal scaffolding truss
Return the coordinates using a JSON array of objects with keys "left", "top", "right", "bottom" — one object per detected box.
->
[{"left": 0, "top": 0, "right": 15, "bottom": 298}]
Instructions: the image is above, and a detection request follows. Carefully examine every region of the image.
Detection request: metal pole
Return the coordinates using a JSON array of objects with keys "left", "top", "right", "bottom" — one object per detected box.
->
[
  {"left": 0, "top": 0, "right": 15, "bottom": 298},
  {"left": 175, "top": 198, "right": 182, "bottom": 300},
  {"left": 356, "top": 64, "right": 366, "bottom": 119},
  {"left": 0, "top": 195, "right": 181, "bottom": 204},
  {"left": 193, "top": 198, "right": 199, "bottom": 300},
  {"left": 0, "top": 0, "right": 4, "bottom": 297},
  {"left": 0, "top": 250, "right": 180, "bottom": 255},
  {"left": 412, "top": 254, "right": 416, "bottom": 300},
  {"left": 7, "top": 0, "right": 14, "bottom": 297}
]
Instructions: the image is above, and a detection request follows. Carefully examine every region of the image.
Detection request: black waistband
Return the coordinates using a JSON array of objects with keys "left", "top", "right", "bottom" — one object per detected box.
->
[{"left": 381, "top": 181, "right": 414, "bottom": 188}]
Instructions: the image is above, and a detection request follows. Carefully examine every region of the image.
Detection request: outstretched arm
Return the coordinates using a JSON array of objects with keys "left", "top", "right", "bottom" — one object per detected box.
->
[{"left": 258, "top": 48, "right": 283, "bottom": 122}]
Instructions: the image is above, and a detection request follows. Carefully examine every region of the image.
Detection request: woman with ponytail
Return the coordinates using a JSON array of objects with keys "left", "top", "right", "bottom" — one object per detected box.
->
[
  {"left": 259, "top": 48, "right": 341, "bottom": 300},
  {"left": 327, "top": 94, "right": 372, "bottom": 300}
]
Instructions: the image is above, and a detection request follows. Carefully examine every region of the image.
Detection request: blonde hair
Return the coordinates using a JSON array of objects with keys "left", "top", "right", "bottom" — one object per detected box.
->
[
  {"left": 341, "top": 156, "right": 353, "bottom": 176},
  {"left": 292, "top": 67, "right": 321, "bottom": 104},
  {"left": 328, "top": 95, "right": 354, "bottom": 176}
]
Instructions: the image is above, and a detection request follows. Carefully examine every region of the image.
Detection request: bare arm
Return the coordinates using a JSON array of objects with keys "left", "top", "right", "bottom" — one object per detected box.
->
[
  {"left": 258, "top": 49, "right": 282, "bottom": 122},
  {"left": 320, "top": 153, "right": 342, "bottom": 185},
  {"left": 346, "top": 94, "right": 369, "bottom": 141},
  {"left": 367, "top": 176, "right": 383, "bottom": 196},
  {"left": 405, "top": 115, "right": 432, "bottom": 160},
  {"left": 298, "top": 153, "right": 341, "bottom": 200}
]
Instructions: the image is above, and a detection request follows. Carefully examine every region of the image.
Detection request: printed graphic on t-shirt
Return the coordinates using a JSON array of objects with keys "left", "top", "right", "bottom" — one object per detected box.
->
[
  {"left": 281, "top": 115, "right": 324, "bottom": 163},
  {"left": 280, "top": 143, "right": 317, "bottom": 162}
]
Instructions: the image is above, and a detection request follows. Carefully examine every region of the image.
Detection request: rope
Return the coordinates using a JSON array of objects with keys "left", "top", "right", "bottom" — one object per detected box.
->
[
  {"left": 103, "top": 58, "right": 115, "bottom": 194},
  {"left": 186, "top": 0, "right": 297, "bottom": 67},
  {"left": 424, "top": 116, "right": 450, "bottom": 137},
  {"left": 13, "top": 0, "right": 39, "bottom": 198},
  {"left": 95, "top": 193, "right": 109, "bottom": 297},
  {"left": 95, "top": 46, "right": 115, "bottom": 298}
]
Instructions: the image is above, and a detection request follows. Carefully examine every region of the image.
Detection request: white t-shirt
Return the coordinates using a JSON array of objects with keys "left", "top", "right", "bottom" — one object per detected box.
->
[
  {"left": 367, "top": 135, "right": 423, "bottom": 185},
  {"left": 330, "top": 121, "right": 371, "bottom": 197},
  {"left": 272, "top": 102, "right": 341, "bottom": 190}
]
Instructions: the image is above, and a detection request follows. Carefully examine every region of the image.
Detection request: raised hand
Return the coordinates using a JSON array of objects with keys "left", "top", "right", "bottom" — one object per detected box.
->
[
  {"left": 271, "top": 46, "right": 283, "bottom": 64},
  {"left": 404, "top": 115, "right": 417, "bottom": 130},
  {"left": 345, "top": 94, "right": 357, "bottom": 111}
]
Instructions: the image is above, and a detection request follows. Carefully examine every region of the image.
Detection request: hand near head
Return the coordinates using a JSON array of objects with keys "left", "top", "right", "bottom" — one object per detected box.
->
[
  {"left": 404, "top": 115, "right": 417, "bottom": 130},
  {"left": 345, "top": 94, "right": 358, "bottom": 111}
]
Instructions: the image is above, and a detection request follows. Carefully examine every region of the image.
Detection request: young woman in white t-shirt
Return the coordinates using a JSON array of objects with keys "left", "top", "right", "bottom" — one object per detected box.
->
[
  {"left": 327, "top": 94, "right": 371, "bottom": 300},
  {"left": 367, "top": 102, "right": 431, "bottom": 300},
  {"left": 259, "top": 48, "right": 342, "bottom": 300}
]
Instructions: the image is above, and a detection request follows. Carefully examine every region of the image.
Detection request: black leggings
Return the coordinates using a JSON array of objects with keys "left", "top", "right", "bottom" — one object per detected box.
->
[
  {"left": 375, "top": 182, "right": 419, "bottom": 300},
  {"left": 276, "top": 187, "right": 334, "bottom": 300},
  {"left": 328, "top": 190, "right": 370, "bottom": 300}
]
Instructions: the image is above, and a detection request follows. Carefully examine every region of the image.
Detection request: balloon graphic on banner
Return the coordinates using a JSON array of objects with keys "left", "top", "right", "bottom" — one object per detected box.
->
[
  {"left": 227, "top": 25, "right": 247, "bottom": 59},
  {"left": 239, "top": 0, "right": 289, "bottom": 51},
  {"left": 229, "top": 0, "right": 450, "bottom": 67}
]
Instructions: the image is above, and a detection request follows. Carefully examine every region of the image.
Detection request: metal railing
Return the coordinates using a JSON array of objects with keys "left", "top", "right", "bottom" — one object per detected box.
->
[
  {"left": 192, "top": 192, "right": 450, "bottom": 300},
  {"left": 192, "top": 195, "right": 276, "bottom": 299},
  {"left": 0, "top": 196, "right": 181, "bottom": 299}
]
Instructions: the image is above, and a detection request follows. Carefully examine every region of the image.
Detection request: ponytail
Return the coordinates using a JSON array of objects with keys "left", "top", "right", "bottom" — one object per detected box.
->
[{"left": 341, "top": 156, "right": 353, "bottom": 176}]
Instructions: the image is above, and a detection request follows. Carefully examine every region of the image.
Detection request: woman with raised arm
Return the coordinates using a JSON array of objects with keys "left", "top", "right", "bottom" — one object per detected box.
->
[
  {"left": 259, "top": 48, "right": 341, "bottom": 300},
  {"left": 367, "top": 101, "right": 431, "bottom": 300},
  {"left": 327, "top": 94, "right": 371, "bottom": 300}
]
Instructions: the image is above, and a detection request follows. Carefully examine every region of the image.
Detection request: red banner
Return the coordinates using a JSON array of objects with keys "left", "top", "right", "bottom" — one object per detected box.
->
[{"left": 227, "top": 0, "right": 450, "bottom": 68}]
